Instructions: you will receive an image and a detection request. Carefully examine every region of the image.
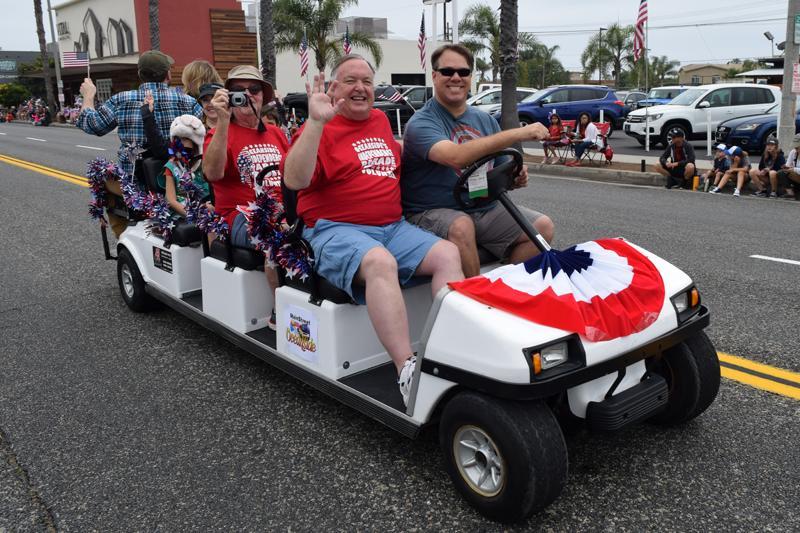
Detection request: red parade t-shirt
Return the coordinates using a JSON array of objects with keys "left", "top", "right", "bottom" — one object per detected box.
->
[
  {"left": 293, "top": 109, "right": 402, "bottom": 228},
  {"left": 203, "top": 121, "right": 288, "bottom": 228}
]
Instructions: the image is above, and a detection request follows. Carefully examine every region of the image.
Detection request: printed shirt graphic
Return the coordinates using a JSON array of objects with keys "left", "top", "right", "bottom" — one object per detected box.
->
[
  {"left": 449, "top": 239, "right": 665, "bottom": 342},
  {"left": 401, "top": 98, "right": 502, "bottom": 214},
  {"left": 204, "top": 122, "right": 288, "bottom": 228},
  {"left": 295, "top": 110, "right": 402, "bottom": 227}
]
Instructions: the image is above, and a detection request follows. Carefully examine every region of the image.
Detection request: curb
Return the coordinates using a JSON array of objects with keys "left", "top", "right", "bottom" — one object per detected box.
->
[
  {"left": 524, "top": 159, "right": 667, "bottom": 187},
  {"left": 5, "top": 120, "right": 76, "bottom": 129}
]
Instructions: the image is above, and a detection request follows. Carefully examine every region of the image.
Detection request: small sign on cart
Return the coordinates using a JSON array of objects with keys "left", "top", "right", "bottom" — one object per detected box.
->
[{"left": 793, "top": 63, "right": 800, "bottom": 94}]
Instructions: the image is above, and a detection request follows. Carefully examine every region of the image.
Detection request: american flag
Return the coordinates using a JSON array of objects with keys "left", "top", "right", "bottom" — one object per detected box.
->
[
  {"left": 299, "top": 33, "right": 309, "bottom": 77},
  {"left": 633, "top": 0, "right": 648, "bottom": 62},
  {"left": 62, "top": 51, "right": 89, "bottom": 67},
  {"left": 377, "top": 88, "right": 404, "bottom": 103},
  {"left": 343, "top": 26, "right": 352, "bottom": 55},
  {"left": 418, "top": 12, "right": 427, "bottom": 70}
]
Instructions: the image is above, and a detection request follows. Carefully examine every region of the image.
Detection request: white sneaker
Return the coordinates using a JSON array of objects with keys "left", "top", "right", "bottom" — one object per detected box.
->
[
  {"left": 398, "top": 356, "right": 416, "bottom": 407},
  {"left": 733, "top": 188, "right": 740, "bottom": 197},
  {"left": 709, "top": 187, "right": 719, "bottom": 194}
]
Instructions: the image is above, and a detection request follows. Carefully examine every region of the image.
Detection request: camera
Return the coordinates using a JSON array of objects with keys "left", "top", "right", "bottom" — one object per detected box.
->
[{"left": 229, "top": 92, "right": 249, "bottom": 107}]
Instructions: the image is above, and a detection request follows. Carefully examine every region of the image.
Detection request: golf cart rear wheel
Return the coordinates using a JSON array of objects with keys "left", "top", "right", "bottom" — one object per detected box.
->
[
  {"left": 439, "top": 392, "right": 567, "bottom": 523},
  {"left": 649, "top": 331, "right": 720, "bottom": 426},
  {"left": 117, "top": 248, "right": 156, "bottom": 312}
]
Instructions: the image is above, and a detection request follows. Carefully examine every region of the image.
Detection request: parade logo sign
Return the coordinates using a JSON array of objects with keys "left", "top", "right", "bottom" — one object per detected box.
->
[
  {"left": 285, "top": 305, "right": 318, "bottom": 363},
  {"left": 352, "top": 137, "right": 397, "bottom": 178}
]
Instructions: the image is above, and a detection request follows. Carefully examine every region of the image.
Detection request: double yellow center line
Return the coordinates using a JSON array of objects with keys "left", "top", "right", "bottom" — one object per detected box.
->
[
  {"left": 0, "top": 153, "right": 89, "bottom": 188},
  {"left": 718, "top": 352, "right": 800, "bottom": 400}
]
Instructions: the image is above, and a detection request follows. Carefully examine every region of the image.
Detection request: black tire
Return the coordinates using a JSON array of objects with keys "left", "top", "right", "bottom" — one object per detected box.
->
[
  {"left": 439, "top": 392, "right": 568, "bottom": 523},
  {"left": 117, "top": 248, "right": 156, "bottom": 312},
  {"left": 649, "top": 331, "right": 720, "bottom": 426},
  {"left": 518, "top": 114, "right": 534, "bottom": 127},
  {"left": 637, "top": 138, "right": 647, "bottom": 147},
  {"left": 661, "top": 123, "right": 689, "bottom": 147}
]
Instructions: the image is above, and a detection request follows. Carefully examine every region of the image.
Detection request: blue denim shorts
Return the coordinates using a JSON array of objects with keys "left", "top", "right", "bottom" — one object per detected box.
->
[
  {"left": 302, "top": 218, "right": 439, "bottom": 304},
  {"left": 231, "top": 212, "right": 253, "bottom": 248}
]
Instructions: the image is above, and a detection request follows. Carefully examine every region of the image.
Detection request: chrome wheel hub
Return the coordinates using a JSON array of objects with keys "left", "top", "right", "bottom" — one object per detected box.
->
[
  {"left": 453, "top": 425, "right": 505, "bottom": 497},
  {"left": 120, "top": 264, "right": 135, "bottom": 299}
]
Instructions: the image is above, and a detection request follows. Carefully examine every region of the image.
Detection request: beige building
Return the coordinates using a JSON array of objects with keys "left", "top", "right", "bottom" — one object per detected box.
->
[{"left": 678, "top": 64, "right": 736, "bottom": 86}]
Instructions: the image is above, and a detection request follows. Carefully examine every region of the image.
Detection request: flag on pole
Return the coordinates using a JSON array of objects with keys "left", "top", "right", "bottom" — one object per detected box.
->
[
  {"left": 448, "top": 239, "right": 665, "bottom": 342},
  {"left": 62, "top": 51, "right": 89, "bottom": 67},
  {"left": 377, "top": 87, "right": 406, "bottom": 104},
  {"left": 299, "top": 33, "right": 309, "bottom": 77},
  {"left": 633, "top": 0, "right": 648, "bottom": 62},
  {"left": 343, "top": 25, "right": 352, "bottom": 55},
  {"left": 418, "top": 12, "right": 427, "bottom": 70}
]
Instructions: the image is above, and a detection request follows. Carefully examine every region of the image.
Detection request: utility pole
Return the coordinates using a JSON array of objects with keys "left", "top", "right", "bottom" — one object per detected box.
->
[
  {"left": 46, "top": 0, "right": 63, "bottom": 110},
  {"left": 779, "top": 0, "right": 800, "bottom": 152},
  {"left": 598, "top": 27, "right": 606, "bottom": 85}
]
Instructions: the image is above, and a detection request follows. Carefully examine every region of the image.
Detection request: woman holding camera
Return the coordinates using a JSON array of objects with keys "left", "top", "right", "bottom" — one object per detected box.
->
[{"left": 203, "top": 65, "right": 289, "bottom": 330}]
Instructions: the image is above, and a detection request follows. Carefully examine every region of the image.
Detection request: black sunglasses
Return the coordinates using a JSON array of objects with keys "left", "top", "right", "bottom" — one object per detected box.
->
[
  {"left": 435, "top": 67, "right": 472, "bottom": 78},
  {"left": 229, "top": 83, "right": 263, "bottom": 94}
]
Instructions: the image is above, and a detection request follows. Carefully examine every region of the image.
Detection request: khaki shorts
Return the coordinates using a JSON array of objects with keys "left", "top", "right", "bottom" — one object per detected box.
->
[{"left": 407, "top": 202, "right": 544, "bottom": 260}]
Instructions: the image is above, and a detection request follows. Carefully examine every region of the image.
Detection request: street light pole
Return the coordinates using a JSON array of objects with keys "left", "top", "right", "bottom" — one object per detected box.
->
[
  {"left": 46, "top": 0, "right": 63, "bottom": 110},
  {"left": 598, "top": 27, "right": 606, "bottom": 85},
  {"left": 778, "top": 0, "right": 800, "bottom": 151}
]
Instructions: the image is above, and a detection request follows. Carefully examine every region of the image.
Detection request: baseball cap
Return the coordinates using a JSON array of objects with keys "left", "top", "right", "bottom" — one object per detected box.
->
[
  {"left": 671, "top": 129, "right": 685, "bottom": 138},
  {"left": 198, "top": 83, "right": 223, "bottom": 101},
  {"left": 766, "top": 138, "right": 779, "bottom": 146},
  {"left": 225, "top": 65, "right": 274, "bottom": 102},
  {"left": 715, "top": 143, "right": 727, "bottom": 151},
  {"left": 726, "top": 146, "right": 742, "bottom": 156},
  {"left": 138, "top": 50, "right": 174, "bottom": 80}
]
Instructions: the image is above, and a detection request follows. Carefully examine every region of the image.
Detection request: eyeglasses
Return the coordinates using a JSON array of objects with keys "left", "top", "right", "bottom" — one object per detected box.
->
[
  {"left": 229, "top": 84, "right": 263, "bottom": 95},
  {"left": 434, "top": 67, "right": 472, "bottom": 78}
]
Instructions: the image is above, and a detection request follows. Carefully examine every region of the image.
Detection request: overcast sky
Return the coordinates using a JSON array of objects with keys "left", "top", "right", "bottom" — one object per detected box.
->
[{"left": 0, "top": 0, "right": 788, "bottom": 71}]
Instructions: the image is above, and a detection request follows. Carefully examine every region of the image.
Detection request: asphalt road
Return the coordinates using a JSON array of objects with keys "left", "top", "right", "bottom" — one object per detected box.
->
[{"left": 1, "top": 122, "right": 799, "bottom": 531}]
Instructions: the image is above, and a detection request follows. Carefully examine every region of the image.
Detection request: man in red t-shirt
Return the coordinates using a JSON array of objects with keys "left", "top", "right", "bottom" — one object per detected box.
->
[
  {"left": 203, "top": 65, "right": 289, "bottom": 330},
  {"left": 284, "top": 55, "right": 464, "bottom": 406}
]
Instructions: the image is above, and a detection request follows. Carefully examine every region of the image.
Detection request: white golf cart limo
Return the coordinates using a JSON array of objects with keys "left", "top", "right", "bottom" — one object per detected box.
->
[{"left": 102, "top": 150, "right": 719, "bottom": 522}]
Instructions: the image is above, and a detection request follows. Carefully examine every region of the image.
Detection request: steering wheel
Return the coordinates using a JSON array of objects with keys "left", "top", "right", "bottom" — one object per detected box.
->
[{"left": 453, "top": 148, "right": 524, "bottom": 210}]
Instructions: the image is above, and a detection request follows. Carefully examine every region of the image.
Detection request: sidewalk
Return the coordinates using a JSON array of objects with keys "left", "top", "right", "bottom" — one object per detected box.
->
[
  {"left": 523, "top": 145, "right": 714, "bottom": 188},
  {"left": 6, "top": 119, "right": 76, "bottom": 129}
]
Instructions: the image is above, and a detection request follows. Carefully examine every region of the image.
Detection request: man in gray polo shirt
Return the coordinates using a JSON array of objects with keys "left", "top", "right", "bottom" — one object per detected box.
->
[{"left": 402, "top": 44, "right": 554, "bottom": 277}]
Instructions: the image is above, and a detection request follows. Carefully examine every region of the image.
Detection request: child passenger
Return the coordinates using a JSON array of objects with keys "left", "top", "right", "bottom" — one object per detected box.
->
[{"left": 157, "top": 115, "right": 212, "bottom": 218}]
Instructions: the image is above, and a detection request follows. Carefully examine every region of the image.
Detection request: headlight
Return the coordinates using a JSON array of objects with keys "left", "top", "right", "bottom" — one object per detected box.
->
[
  {"left": 735, "top": 123, "right": 760, "bottom": 131},
  {"left": 671, "top": 286, "right": 701, "bottom": 322},
  {"left": 647, "top": 113, "right": 663, "bottom": 121},
  {"left": 523, "top": 336, "right": 585, "bottom": 379}
]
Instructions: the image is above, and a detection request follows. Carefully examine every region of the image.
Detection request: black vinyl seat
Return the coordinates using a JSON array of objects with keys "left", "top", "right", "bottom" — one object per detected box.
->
[{"left": 209, "top": 239, "right": 264, "bottom": 271}]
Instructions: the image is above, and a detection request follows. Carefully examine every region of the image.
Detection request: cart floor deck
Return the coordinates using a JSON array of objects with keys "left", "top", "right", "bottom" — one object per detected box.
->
[{"left": 339, "top": 362, "right": 405, "bottom": 411}]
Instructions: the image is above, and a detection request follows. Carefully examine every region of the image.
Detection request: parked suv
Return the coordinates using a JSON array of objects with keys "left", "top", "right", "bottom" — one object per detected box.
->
[
  {"left": 467, "top": 87, "right": 536, "bottom": 112},
  {"left": 636, "top": 86, "right": 687, "bottom": 108},
  {"left": 715, "top": 101, "right": 800, "bottom": 153},
  {"left": 623, "top": 83, "right": 780, "bottom": 147},
  {"left": 491, "top": 85, "right": 626, "bottom": 134}
]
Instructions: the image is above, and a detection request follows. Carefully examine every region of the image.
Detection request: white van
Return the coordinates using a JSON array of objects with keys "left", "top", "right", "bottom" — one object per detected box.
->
[{"left": 623, "top": 83, "right": 780, "bottom": 147}]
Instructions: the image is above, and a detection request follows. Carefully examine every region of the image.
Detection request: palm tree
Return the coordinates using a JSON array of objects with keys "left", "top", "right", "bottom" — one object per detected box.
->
[
  {"left": 273, "top": 0, "right": 382, "bottom": 73},
  {"left": 498, "top": 0, "right": 519, "bottom": 135},
  {"left": 259, "top": 0, "right": 276, "bottom": 85},
  {"left": 650, "top": 55, "right": 679, "bottom": 85},
  {"left": 148, "top": 0, "right": 159, "bottom": 50},
  {"left": 459, "top": 2, "right": 538, "bottom": 83},
  {"left": 580, "top": 31, "right": 612, "bottom": 83},
  {"left": 537, "top": 44, "right": 560, "bottom": 88},
  {"left": 602, "top": 24, "right": 634, "bottom": 88},
  {"left": 33, "top": 0, "right": 56, "bottom": 113}
]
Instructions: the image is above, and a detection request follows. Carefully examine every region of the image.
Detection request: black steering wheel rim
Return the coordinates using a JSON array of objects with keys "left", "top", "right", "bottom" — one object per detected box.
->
[{"left": 453, "top": 148, "right": 524, "bottom": 209}]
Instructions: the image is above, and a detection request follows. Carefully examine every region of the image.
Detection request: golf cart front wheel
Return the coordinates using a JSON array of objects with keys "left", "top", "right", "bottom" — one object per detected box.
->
[
  {"left": 117, "top": 248, "right": 156, "bottom": 312},
  {"left": 649, "top": 331, "right": 720, "bottom": 426},
  {"left": 439, "top": 392, "right": 568, "bottom": 523}
]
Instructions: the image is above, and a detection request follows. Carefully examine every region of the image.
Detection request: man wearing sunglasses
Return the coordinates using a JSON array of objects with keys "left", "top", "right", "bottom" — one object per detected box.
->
[
  {"left": 402, "top": 44, "right": 555, "bottom": 278},
  {"left": 203, "top": 65, "right": 290, "bottom": 330}
]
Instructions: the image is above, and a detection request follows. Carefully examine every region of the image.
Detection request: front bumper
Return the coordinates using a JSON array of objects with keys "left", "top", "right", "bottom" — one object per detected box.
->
[
  {"left": 421, "top": 305, "right": 710, "bottom": 401},
  {"left": 624, "top": 120, "right": 660, "bottom": 140}
]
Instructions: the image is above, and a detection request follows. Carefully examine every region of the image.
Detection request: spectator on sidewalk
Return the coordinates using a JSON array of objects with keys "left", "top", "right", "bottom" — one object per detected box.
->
[
  {"left": 565, "top": 112, "right": 602, "bottom": 167},
  {"left": 701, "top": 143, "right": 730, "bottom": 191},
  {"left": 542, "top": 112, "right": 566, "bottom": 164},
  {"left": 655, "top": 130, "right": 696, "bottom": 189},
  {"left": 777, "top": 134, "right": 800, "bottom": 199},
  {"left": 710, "top": 146, "right": 751, "bottom": 196},
  {"left": 750, "top": 138, "right": 785, "bottom": 198}
]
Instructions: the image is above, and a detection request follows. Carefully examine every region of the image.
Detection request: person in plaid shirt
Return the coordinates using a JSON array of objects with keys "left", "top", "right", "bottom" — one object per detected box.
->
[{"left": 77, "top": 50, "right": 202, "bottom": 176}]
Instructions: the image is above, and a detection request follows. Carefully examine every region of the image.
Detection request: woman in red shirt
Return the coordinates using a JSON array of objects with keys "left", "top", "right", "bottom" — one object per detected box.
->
[{"left": 542, "top": 112, "right": 565, "bottom": 164}]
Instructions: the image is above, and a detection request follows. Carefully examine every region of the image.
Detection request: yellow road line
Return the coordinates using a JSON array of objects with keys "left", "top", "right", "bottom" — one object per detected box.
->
[
  {"left": 720, "top": 366, "right": 800, "bottom": 400},
  {"left": 718, "top": 352, "right": 800, "bottom": 385},
  {"left": 0, "top": 153, "right": 89, "bottom": 188}
]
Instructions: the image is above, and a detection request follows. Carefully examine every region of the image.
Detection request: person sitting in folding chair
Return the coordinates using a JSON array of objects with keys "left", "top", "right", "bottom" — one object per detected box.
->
[
  {"left": 565, "top": 112, "right": 602, "bottom": 167},
  {"left": 542, "top": 112, "right": 567, "bottom": 164}
]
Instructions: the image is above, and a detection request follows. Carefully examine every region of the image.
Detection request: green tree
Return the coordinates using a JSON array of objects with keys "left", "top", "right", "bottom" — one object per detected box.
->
[
  {"left": 274, "top": 0, "right": 383, "bottom": 73},
  {"left": 602, "top": 24, "right": 634, "bottom": 88},
  {"left": 459, "top": 2, "right": 538, "bottom": 83},
  {"left": 0, "top": 83, "right": 31, "bottom": 107},
  {"left": 650, "top": 55, "right": 680, "bottom": 85},
  {"left": 33, "top": 0, "right": 56, "bottom": 112},
  {"left": 259, "top": 0, "right": 276, "bottom": 85}
]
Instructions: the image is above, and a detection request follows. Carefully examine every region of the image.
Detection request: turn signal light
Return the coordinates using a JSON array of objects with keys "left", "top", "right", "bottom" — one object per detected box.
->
[
  {"left": 690, "top": 287, "right": 700, "bottom": 308},
  {"left": 532, "top": 352, "right": 542, "bottom": 374}
]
